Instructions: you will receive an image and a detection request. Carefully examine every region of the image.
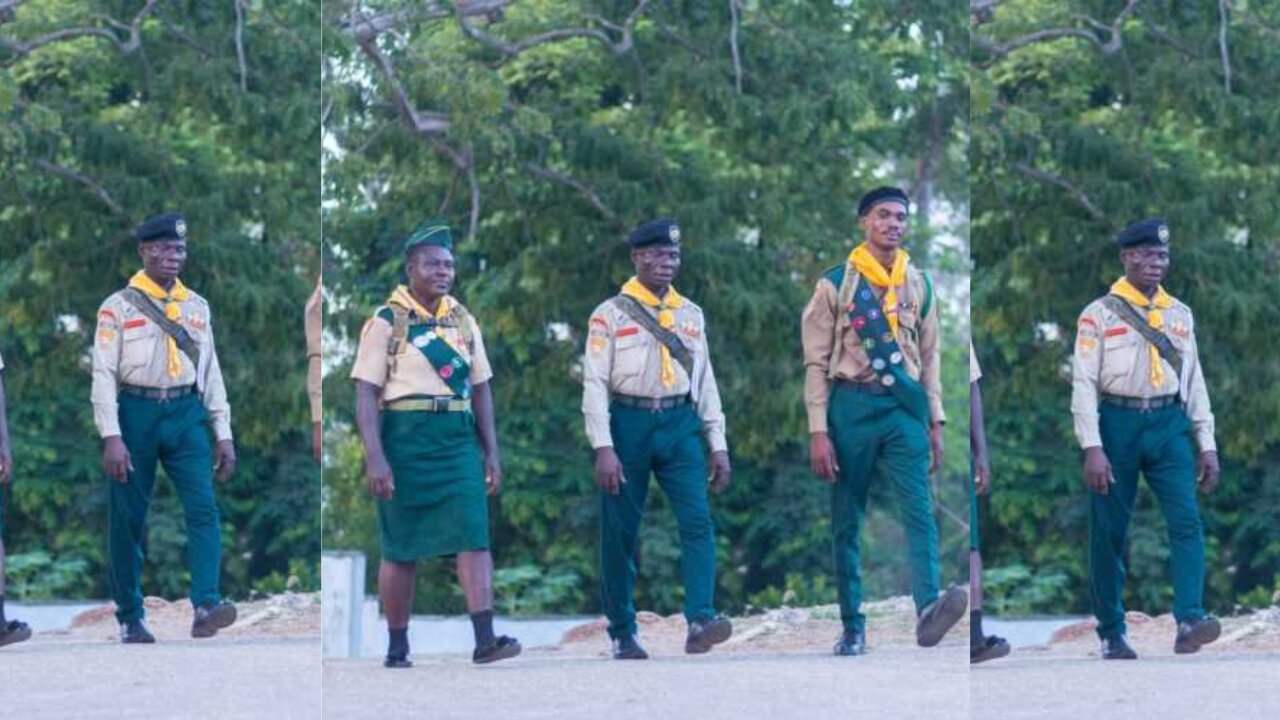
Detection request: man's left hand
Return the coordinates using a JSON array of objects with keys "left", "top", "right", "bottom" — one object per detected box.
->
[
  {"left": 484, "top": 453, "right": 503, "bottom": 496},
  {"left": 709, "top": 450, "right": 732, "bottom": 494},
  {"left": 928, "top": 422, "right": 945, "bottom": 474},
  {"left": 1197, "top": 450, "right": 1220, "bottom": 494},
  {"left": 214, "top": 439, "right": 237, "bottom": 483}
]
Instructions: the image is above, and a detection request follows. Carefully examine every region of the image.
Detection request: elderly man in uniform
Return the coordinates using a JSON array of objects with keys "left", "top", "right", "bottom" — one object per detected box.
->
[
  {"left": 306, "top": 278, "right": 322, "bottom": 462},
  {"left": 969, "top": 343, "right": 1009, "bottom": 663},
  {"left": 0, "top": 347, "right": 32, "bottom": 648},
  {"left": 802, "top": 186, "right": 966, "bottom": 656},
  {"left": 1071, "top": 218, "right": 1221, "bottom": 660},
  {"left": 91, "top": 212, "right": 238, "bottom": 643},
  {"left": 582, "top": 218, "right": 733, "bottom": 660},
  {"left": 351, "top": 217, "right": 519, "bottom": 668}
]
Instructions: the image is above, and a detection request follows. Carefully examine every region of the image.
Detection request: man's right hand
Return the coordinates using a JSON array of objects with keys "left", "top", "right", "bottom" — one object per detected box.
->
[
  {"left": 810, "top": 432, "right": 840, "bottom": 483},
  {"left": 366, "top": 454, "right": 395, "bottom": 499},
  {"left": 103, "top": 436, "right": 131, "bottom": 483},
  {"left": 593, "top": 447, "right": 626, "bottom": 495},
  {"left": 1082, "top": 446, "right": 1112, "bottom": 495}
]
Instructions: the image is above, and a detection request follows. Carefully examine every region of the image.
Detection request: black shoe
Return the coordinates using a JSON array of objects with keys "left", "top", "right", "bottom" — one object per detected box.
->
[
  {"left": 970, "top": 635, "right": 1011, "bottom": 664},
  {"left": 0, "top": 619, "right": 33, "bottom": 648},
  {"left": 120, "top": 619, "right": 156, "bottom": 644},
  {"left": 1174, "top": 616, "right": 1221, "bottom": 655},
  {"left": 1100, "top": 634, "right": 1138, "bottom": 660},
  {"left": 191, "top": 601, "right": 237, "bottom": 639},
  {"left": 473, "top": 635, "right": 522, "bottom": 664},
  {"left": 916, "top": 587, "right": 968, "bottom": 647},
  {"left": 685, "top": 615, "right": 733, "bottom": 654},
  {"left": 833, "top": 630, "right": 866, "bottom": 656},
  {"left": 384, "top": 654, "right": 413, "bottom": 669},
  {"left": 611, "top": 634, "right": 649, "bottom": 660}
]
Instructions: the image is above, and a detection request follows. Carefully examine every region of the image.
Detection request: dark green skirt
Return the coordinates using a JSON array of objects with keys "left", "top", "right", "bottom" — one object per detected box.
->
[{"left": 378, "top": 410, "right": 489, "bottom": 562}]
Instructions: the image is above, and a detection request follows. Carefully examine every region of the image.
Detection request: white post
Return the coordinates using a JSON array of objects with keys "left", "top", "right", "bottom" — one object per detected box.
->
[{"left": 321, "top": 551, "right": 367, "bottom": 658}]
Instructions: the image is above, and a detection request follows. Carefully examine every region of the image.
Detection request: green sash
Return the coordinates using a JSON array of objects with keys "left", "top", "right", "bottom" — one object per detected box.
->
[
  {"left": 844, "top": 274, "right": 929, "bottom": 425},
  {"left": 406, "top": 320, "right": 472, "bottom": 398}
]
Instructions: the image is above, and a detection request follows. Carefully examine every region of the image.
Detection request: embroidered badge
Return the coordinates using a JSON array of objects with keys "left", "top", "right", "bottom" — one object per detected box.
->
[
  {"left": 616, "top": 326, "right": 639, "bottom": 338},
  {"left": 439, "top": 364, "right": 454, "bottom": 379}
]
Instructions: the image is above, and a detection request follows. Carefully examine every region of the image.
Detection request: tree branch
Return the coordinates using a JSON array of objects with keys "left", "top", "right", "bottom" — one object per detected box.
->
[
  {"left": 351, "top": 24, "right": 451, "bottom": 137},
  {"left": 1218, "top": 0, "right": 1232, "bottom": 94},
  {"left": 728, "top": 0, "right": 743, "bottom": 94},
  {"left": 34, "top": 159, "right": 123, "bottom": 214},
  {"left": 524, "top": 163, "right": 620, "bottom": 224},
  {"left": 233, "top": 0, "right": 248, "bottom": 92},
  {"left": 339, "top": 1, "right": 513, "bottom": 42},
  {"left": 1013, "top": 163, "right": 1107, "bottom": 224},
  {"left": 465, "top": 143, "right": 480, "bottom": 242},
  {"left": 456, "top": 0, "right": 651, "bottom": 59},
  {"left": 0, "top": 0, "right": 158, "bottom": 60},
  {"left": 975, "top": 0, "right": 1139, "bottom": 63}
]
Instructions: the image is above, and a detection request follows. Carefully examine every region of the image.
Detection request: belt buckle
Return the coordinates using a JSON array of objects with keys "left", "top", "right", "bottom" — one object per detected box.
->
[{"left": 432, "top": 397, "right": 447, "bottom": 412}]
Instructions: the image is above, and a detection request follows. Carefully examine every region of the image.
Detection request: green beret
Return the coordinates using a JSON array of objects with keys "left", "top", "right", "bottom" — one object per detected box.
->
[{"left": 404, "top": 217, "right": 453, "bottom": 255}]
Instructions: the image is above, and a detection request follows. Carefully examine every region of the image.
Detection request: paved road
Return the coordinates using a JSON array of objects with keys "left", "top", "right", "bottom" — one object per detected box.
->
[
  {"left": 323, "top": 643, "right": 969, "bottom": 720},
  {"left": 0, "top": 635, "right": 320, "bottom": 719},
  {"left": 972, "top": 647, "right": 1280, "bottom": 720}
]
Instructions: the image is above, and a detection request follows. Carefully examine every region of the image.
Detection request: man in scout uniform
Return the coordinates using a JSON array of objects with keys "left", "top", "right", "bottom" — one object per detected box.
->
[
  {"left": 351, "top": 217, "right": 519, "bottom": 668},
  {"left": 802, "top": 186, "right": 965, "bottom": 656},
  {"left": 1071, "top": 218, "right": 1221, "bottom": 660},
  {"left": 969, "top": 343, "right": 1009, "bottom": 663},
  {"left": 306, "top": 277, "right": 322, "bottom": 462},
  {"left": 91, "top": 213, "right": 239, "bottom": 644},
  {"left": 0, "top": 347, "right": 32, "bottom": 648},
  {"left": 582, "top": 218, "right": 733, "bottom": 660}
]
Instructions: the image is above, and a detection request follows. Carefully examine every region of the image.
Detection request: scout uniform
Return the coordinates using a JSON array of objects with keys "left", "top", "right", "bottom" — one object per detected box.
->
[
  {"left": 970, "top": 343, "right": 981, "bottom": 552},
  {"left": 0, "top": 348, "right": 27, "bottom": 648},
  {"left": 801, "top": 187, "right": 959, "bottom": 647},
  {"left": 1071, "top": 218, "right": 1215, "bottom": 646},
  {"left": 91, "top": 214, "right": 233, "bottom": 629},
  {"left": 306, "top": 279, "right": 322, "bottom": 427},
  {"left": 349, "top": 235, "right": 493, "bottom": 563},
  {"left": 582, "top": 219, "right": 728, "bottom": 647}
]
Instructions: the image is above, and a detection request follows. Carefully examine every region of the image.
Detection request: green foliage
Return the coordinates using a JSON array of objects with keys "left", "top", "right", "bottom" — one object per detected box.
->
[
  {"left": 973, "top": 1, "right": 1280, "bottom": 615},
  {"left": 0, "top": 1, "right": 319, "bottom": 600},
  {"left": 323, "top": 1, "right": 971, "bottom": 615},
  {"left": 3, "top": 549, "right": 92, "bottom": 600},
  {"left": 981, "top": 563, "right": 1071, "bottom": 617}
]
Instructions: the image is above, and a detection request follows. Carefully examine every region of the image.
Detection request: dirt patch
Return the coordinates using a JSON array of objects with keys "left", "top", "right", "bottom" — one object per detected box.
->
[
  {"left": 51, "top": 592, "right": 321, "bottom": 642},
  {"left": 1043, "top": 605, "right": 1280, "bottom": 655},
  {"left": 557, "top": 594, "right": 969, "bottom": 656}
]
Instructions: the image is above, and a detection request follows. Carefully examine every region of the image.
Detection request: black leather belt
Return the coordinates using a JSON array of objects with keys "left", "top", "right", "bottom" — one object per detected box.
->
[
  {"left": 612, "top": 394, "right": 690, "bottom": 411},
  {"left": 1101, "top": 393, "right": 1180, "bottom": 411},
  {"left": 120, "top": 384, "right": 196, "bottom": 401},
  {"left": 835, "top": 379, "right": 891, "bottom": 396}
]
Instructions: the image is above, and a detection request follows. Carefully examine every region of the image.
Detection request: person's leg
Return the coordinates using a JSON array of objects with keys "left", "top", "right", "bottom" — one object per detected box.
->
[
  {"left": 457, "top": 550, "right": 496, "bottom": 647},
  {"left": 827, "top": 389, "right": 883, "bottom": 635},
  {"left": 652, "top": 407, "right": 715, "bottom": 626},
  {"left": 108, "top": 396, "right": 160, "bottom": 625},
  {"left": 1141, "top": 410, "right": 1205, "bottom": 626},
  {"left": 599, "top": 407, "right": 653, "bottom": 641},
  {"left": 881, "top": 410, "right": 940, "bottom": 614},
  {"left": 1090, "top": 404, "right": 1141, "bottom": 641},
  {"left": 159, "top": 398, "right": 220, "bottom": 610},
  {"left": 379, "top": 559, "right": 417, "bottom": 662}
]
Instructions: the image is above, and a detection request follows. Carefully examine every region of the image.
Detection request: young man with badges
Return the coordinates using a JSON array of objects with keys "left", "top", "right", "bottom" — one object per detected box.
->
[
  {"left": 801, "top": 186, "right": 965, "bottom": 656},
  {"left": 0, "top": 346, "right": 31, "bottom": 648},
  {"left": 351, "top": 217, "right": 519, "bottom": 668}
]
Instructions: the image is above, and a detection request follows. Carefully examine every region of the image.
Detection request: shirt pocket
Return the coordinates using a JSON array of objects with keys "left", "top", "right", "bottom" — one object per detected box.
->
[
  {"left": 612, "top": 329, "right": 649, "bottom": 382},
  {"left": 1100, "top": 328, "right": 1141, "bottom": 386},
  {"left": 121, "top": 319, "right": 159, "bottom": 372}
]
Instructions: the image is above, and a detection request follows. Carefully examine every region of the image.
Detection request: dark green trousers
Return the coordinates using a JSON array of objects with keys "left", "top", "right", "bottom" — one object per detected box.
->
[
  {"left": 828, "top": 386, "right": 940, "bottom": 632},
  {"left": 109, "top": 393, "right": 222, "bottom": 623},
  {"left": 1090, "top": 402, "right": 1205, "bottom": 639},
  {"left": 600, "top": 402, "right": 715, "bottom": 640}
]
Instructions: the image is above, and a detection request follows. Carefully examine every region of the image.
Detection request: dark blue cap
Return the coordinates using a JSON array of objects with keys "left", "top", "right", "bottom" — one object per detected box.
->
[
  {"left": 628, "top": 218, "right": 681, "bottom": 248},
  {"left": 1117, "top": 218, "right": 1170, "bottom": 248},
  {"left": 135, "top": 213, "right": 188, "bottom": 243},
  {"left": 857, "top": 186, "right": 909, "bottom": 217}
]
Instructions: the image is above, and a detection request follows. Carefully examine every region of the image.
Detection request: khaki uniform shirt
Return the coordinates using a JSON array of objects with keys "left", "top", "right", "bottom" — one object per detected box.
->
[
  {"left": 305, "top": 281, "right": 322, "bottom": 423},
  {"left": 349, "top": 296, "right": 493, "bottom": 401},
  {"left": 1071, "top": 294, "right": 1215, "bottom": 452},
  {"left": 801, "top": 263, "right": 945, "bottom": 433},
  {"left": 91, "top": 288, "right": 233, "bottom": 441},
  {"left": 581, "top": 295, "right": 728, "bottom": 453}
]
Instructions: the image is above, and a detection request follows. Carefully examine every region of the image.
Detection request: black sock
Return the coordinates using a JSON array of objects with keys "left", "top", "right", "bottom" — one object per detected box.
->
[
  {"left": 387, "top": 626, "right": 409, "bottom": 658},
  {"left": 470, "top": 610, "right": 496, "bottom": 648},
  {"left": 970, "top": 610, "right": 984, "bottom": 647}
]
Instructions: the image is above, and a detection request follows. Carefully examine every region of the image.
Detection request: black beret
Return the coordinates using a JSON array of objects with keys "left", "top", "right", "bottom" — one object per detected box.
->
[
  {"left": 135, "top": 213, "right": 188, "bottom": 243},
  {"left": 403, "top": 216, "right": 453, "bottom": 255},
  {"left": 1117, "top": 218, "right": 1170, "bottom": 248},
  {"left": 628, "top": 218, "right": 681, "bottom": 248},
  {"left": 857, "top": 186, "right": 909, "bottom": 217}
]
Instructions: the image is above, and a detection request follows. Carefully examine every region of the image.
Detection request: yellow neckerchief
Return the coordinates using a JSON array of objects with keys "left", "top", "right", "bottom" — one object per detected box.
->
[
  {"left": 388, "top": 285, "right": 465, "bottom": 355},
  {"left": 621, "top": 276, "right": 685, "bottom": 388},
  {"left": 1110, "top": 277, "right": 1174, "bottom": 388},
  {"left": 128, "top": 270, "right": 191, "bottom": 378},
  {"left": 848, "top": 243, "right": 909, "bottom": 338}
]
